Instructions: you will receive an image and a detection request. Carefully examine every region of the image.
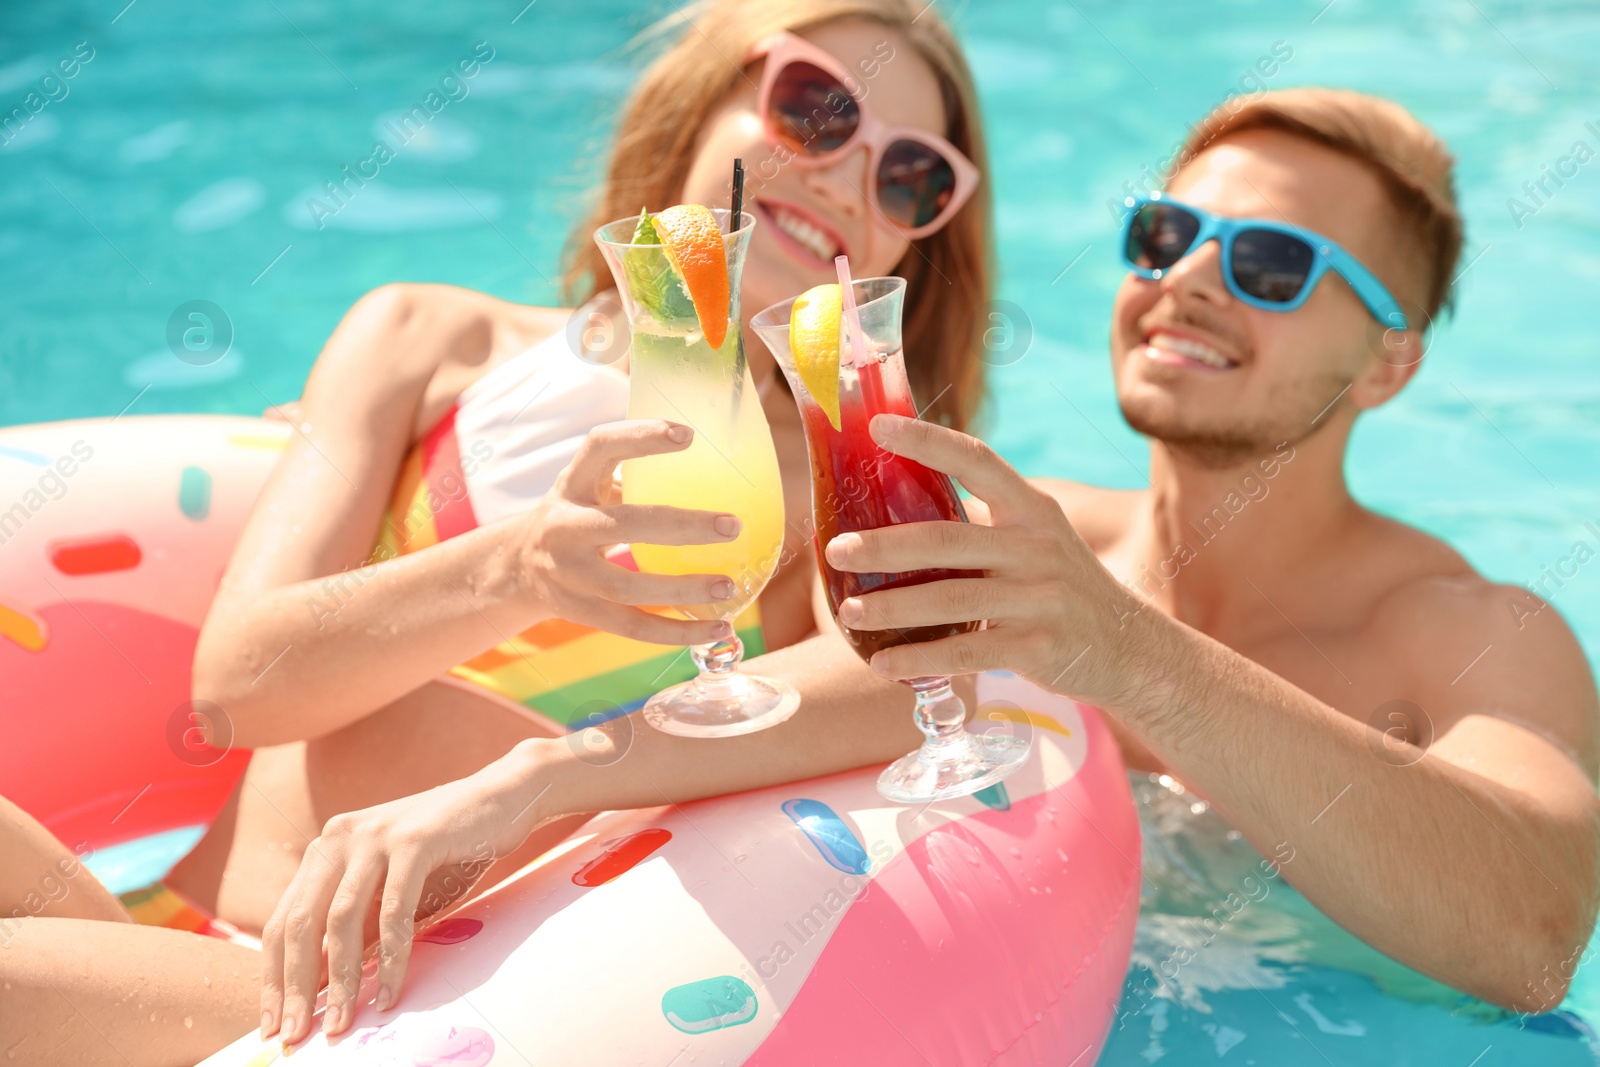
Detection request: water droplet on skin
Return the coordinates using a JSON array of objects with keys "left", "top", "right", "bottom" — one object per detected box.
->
[
  {"left": 203, "top": 976, "right": 211, "bottom": 986},
  {"left": 183, "top": 1017, "right": 193, "bottom": 1029},
  {"left": 1008, "top": 847, "right": 1022, "bottom": 858}
]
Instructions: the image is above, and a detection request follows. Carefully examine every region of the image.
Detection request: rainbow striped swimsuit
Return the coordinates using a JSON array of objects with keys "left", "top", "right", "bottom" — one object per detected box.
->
[{"left": 370, "top": 328, "right": 764, "bottom": 732}]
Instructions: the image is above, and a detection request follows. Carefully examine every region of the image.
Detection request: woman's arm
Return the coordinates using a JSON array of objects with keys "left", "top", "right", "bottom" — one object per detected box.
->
[
  {"left": 193, "top": 286, "right": 733, "bottom": 747},
  {"left": 260, "top": 631, "right": 948, "bottom": 1043}
]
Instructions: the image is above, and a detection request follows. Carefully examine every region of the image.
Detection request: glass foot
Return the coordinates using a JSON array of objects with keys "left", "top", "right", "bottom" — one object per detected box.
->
[
  {"left": 642, "top": 672, "right": 801, "bottom": 738},
  {"left": 876, "top": 731, "right": 1031, "bottom": 804}
]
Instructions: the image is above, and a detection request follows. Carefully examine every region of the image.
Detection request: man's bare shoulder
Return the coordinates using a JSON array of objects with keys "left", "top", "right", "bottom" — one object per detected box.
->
[
  {"left": 1032, "top": 478, "right": 1143, "bottom": 552},
  {"left": 1361, "top": 517, "right": 1600, "bottom": 775}
]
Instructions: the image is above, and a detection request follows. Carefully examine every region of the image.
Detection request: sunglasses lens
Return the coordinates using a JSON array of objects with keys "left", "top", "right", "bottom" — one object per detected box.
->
[
  {"left": 876, "top": 139, "right": 958, "bottom": 230},
  {"left": 1231, "top": 228, "right": 1315, "bottom": 303},
  {"left": 768, "top": 61, "right": 861, "bottom": 154},
  {"left": 1126, "top": 204, "right": 1200, "bottom": 271}
]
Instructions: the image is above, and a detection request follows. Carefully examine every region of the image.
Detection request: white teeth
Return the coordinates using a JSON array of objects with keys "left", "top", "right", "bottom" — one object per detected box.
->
[
  {"left": 769, "top": 205, "right": 839, "bottom": 262},
  {"left": 1149, "top": 334, "right": 1232, "bottom": 368}
]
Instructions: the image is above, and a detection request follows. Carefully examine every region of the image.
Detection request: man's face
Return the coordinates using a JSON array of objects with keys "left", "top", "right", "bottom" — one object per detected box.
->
[{"left": 1109, "top": 129, "right": 1412, "bottom": 467}]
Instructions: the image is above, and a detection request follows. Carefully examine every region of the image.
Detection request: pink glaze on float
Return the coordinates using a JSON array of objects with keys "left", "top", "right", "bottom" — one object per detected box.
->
[
  {"left": 0, "top": 416, "right": 282, "bottom": 849},
  {"left": 0, "top": 416, "right": 1139, "bottom": 1066},
  {"left": 413, "top": 918, "right": 484, "bottom": 946},
  {"left": 198, "top": 673, "right": 1137, "bottom": 1067}
]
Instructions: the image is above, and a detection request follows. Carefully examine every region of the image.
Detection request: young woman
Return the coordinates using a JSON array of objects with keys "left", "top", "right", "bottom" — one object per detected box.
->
[{"left": 2, "top": 0, "right": 992, "bottom": 1061}]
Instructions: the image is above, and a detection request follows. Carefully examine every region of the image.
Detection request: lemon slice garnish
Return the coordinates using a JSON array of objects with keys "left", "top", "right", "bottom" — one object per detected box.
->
[{"left": 789, "top": 283, "right": 844, "bottom": 431}]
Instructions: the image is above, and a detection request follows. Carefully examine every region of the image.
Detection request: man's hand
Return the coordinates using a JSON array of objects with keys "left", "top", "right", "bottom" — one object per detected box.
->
[{"left": 823, "top": 414, "right": 1144, "bottom": 702}]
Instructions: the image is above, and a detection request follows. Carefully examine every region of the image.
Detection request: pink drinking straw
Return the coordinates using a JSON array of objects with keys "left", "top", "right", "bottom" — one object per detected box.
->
[{"left": 834, "top": 254, "right": 871, "bottom": 369}]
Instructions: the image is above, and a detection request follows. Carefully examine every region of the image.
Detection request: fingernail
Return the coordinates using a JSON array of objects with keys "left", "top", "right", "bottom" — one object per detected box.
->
[
  {"left": 825, "top": 533, "right": 861, "bottom": 565},
  {"left": 322, "top": 1004, "right": 340, "bottom": 1034},
  {"left": 375, "top": 985, "right": 392, "bottom": 1012},
  {"left": 714, "top": 620, "right": 735, "bottom": 639},
  {"left": 281, "top": 1013, "right": 298, "bottom": 1041},
  {"left": 714, "top": 514, "right": 741, "bottom": 537},
  {"left": 260, "top": 1011, "right": 274, "bottom": 1038},
  {"left": 870, "top": 654, "right": 893, "bottom": 676},
  {"left": 666, "top": 423, "right": 692, "bottom": 443},
  {"left": 711, "top": 579, "right": 735, "bottom": 599},
  {"left": 839, "top": 598, "right": 863, "bottom": 625}
]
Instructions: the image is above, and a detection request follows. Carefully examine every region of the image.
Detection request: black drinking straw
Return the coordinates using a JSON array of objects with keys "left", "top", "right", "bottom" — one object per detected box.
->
[{"left": 730, "top": 158, "right": 747, "bottom": 403}]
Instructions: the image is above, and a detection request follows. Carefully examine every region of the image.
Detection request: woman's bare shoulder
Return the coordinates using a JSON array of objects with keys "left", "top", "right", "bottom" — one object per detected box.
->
[{"left": 278, "top": 284, "right": 574, "bottom": 437}]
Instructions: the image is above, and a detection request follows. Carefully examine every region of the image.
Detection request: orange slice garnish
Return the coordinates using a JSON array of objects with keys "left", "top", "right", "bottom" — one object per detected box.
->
[{"left": 652, "top": 204, "right": 731, "bottom": 350}]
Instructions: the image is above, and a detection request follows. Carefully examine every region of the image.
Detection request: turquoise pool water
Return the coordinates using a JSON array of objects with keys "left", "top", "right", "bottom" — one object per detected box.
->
[{"left": 8, "top": 0, "right": 1600, "bottom": 1062}]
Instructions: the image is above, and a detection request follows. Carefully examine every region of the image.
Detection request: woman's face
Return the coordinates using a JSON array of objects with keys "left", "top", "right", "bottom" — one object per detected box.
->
[{"left": 679, "top": 19, "right": 948, "bottom": 330}]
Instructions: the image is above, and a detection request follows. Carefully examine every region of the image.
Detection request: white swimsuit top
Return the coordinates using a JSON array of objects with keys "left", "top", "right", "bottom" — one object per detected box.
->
[{"left": 452, "top": 310, "right": 629, "bottom": 525}]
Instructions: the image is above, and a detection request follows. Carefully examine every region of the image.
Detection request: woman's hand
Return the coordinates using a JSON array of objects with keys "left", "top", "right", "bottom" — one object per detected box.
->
[
  {"left": 822, "top": 414, "right": 1148, "bottom": 705},
  {"left": 514, "top": 419, "right": 743, "bottom": 645},
  {"left": 259, "top": 744, "right": 553, "bottom": 1045}
]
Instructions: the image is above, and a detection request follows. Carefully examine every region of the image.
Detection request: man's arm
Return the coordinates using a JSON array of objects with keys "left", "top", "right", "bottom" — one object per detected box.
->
[
  {"left": 829, "top": 414, "right": 1600, "bottom": 1012},
  {"left": 1121, "top": 586, "right": 1600, "bottom": 1013}
]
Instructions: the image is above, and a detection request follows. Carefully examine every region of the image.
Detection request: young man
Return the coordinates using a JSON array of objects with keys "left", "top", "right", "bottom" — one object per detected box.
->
[
  {"left": 825, "top": 88, "right": 1600, "bottom": 1013},
  {"left": 256, "top": 88, "right": 1598, "bottom": 1036}
]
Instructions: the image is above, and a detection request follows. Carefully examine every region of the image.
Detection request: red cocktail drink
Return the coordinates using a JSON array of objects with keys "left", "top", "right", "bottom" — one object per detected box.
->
[
  {"left": 800, "top": 354, "right": 979, "bottom": 662},
  {"left": 752, "top": 276, "right": 1031, "bottom": 803}
]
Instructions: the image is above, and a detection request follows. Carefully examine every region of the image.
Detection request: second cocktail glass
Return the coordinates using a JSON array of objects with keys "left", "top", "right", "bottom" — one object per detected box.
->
[
  {"left": 594, "top": 208, "right": 798, "bottom": 737},
  {"left": 751, "top": 277, "right": 1031, "bottom": 802}
]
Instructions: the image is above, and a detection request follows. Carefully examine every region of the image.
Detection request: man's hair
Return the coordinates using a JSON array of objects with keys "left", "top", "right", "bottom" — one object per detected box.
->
[{"left": 1176, "top": 87, "right": 1463, "bottom": 322}]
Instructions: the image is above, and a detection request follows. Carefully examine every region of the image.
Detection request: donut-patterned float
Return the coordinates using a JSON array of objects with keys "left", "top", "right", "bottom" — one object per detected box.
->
[{"left": 0, "top": 416, "right": 1140, "bottom": 1066}]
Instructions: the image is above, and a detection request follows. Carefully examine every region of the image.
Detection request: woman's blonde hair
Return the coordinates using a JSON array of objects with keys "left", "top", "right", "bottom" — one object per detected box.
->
[{"left": 561, "top": 0, "right": 992, "bottom": 431}]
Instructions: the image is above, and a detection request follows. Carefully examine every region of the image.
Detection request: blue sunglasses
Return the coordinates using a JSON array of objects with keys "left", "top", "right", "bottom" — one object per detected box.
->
[{"left": 1119, "top": 193, "right": 1408, "bottom": 330}]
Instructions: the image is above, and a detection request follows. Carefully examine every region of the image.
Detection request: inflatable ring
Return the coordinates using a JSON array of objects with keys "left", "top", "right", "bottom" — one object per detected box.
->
[{"left": 0, "top": 416, "right": 1140, "bottom": 1065}]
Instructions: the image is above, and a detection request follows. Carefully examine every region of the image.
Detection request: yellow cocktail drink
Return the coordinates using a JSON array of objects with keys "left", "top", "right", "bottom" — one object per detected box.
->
[
  {"left": 623, "top": 319, "right": 784, "bottom": 620},
  {"left": 593, "top": 204, "right": 799, "bottom": 736}
]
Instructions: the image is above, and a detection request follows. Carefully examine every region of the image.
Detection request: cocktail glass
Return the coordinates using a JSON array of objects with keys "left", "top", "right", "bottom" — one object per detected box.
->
[
  {"left": 751, "top": 277, "right": 1031, "bottom": 801},
  {"left": 594, "top": 209, "right": 798, "bottom": 737}
]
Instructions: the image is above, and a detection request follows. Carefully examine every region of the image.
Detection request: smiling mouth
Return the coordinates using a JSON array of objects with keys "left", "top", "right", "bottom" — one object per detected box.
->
[
  {"left": 756, "top": 198, "right": 845, "bottom": 266},
  {"left": 1140, "top": 328, "right": 1240, "bottom": 370}
]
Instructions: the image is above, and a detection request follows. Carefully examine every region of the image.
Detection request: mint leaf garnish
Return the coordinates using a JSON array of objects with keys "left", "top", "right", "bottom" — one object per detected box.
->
[{"left": 624, "top": 208, "right": 697, "bottom": 325}]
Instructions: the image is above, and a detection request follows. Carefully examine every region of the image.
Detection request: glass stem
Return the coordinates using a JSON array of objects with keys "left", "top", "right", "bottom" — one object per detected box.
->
[
  {"left": 690, "top": 633, "right": 748, "bottom": 699},
  {"left": 909, "top": 677, "right": 970, "bottom": 760}
]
